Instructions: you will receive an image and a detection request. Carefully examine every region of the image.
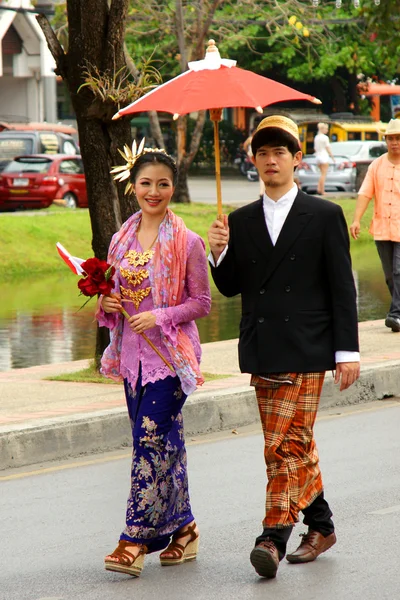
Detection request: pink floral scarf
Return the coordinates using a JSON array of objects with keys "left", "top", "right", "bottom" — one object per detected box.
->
[{"left": 100, "top": 208, "right": 204, "bottom": 395}]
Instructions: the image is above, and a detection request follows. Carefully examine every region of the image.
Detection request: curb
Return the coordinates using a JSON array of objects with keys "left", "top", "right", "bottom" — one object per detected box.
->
[{"left": 1, "top": 362, "right": 400, "bottom": 470}]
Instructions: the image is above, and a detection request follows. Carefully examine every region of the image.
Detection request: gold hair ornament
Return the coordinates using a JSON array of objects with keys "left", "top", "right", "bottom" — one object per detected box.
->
[{"left": 110, "top": 137, "right": 172, "bottom": 195}]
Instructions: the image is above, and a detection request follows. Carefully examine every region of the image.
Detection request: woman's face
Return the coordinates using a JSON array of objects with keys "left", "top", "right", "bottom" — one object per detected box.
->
[{"left": 132, "top": 162, "right": 175, "bottom": 218}]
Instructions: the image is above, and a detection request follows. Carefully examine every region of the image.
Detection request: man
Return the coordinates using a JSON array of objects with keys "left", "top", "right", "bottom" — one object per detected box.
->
[
  {"left": 350, "top": 118, "right": 400, "bottom": 333},
  {"left": 208, "top": 115, "right": 360, "bottom": 579}
]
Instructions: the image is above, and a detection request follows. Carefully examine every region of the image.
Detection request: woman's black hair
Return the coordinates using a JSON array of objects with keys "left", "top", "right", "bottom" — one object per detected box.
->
[
  {"left": 130, "top": 152, "right": 178, "bottom": 186},
  {"left": 251, "top": 128, "right": 301, "bottom": 157}
]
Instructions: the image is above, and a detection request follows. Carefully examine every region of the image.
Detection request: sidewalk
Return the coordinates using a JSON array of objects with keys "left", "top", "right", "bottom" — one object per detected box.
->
[{"left": 1, "top": 319, "right": 399, "bottom": 470}]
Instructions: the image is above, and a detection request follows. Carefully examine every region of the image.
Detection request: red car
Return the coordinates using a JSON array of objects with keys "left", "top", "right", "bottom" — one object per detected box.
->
[{"left": 0, "top": 154, "right": 88, "bottom": 211}]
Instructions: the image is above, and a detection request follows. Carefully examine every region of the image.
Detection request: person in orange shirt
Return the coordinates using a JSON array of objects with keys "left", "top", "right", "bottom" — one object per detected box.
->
[{"left": 350, "top": 119, "right": 400, "bottom": 333}]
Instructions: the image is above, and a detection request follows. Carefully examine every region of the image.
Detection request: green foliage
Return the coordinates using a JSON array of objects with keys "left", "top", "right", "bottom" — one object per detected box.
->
[{"left": 77, "top": 59, "right": 162, "bottom": 107}]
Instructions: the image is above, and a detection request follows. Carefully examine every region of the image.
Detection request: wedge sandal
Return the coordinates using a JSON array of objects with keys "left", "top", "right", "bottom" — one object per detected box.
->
[
  {"left": 160, "top": 522, "right": 199, "bottom": 566},
  {"left": 104, "top": 541, "right": 147, "bottom": 577}
]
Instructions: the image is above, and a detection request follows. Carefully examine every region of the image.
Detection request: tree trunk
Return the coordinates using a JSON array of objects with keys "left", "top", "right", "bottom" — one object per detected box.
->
[
  {"left": 174, "top": 111, "right": 206, "bottom": 203},
  {"left": 148, "top": 111, "right": 165, "bottom": 148},
  {"left": 173, "top": 165, "right": 191, "bottom": 203},
  {"left": 330, "top": 76, "right": 348, "bottom": 113},
  {"left": 37, "top": 1, "right": 140, "bottom": 367},
  {"left": 348, "top": 72, "right": 360, "bottom": 115}
]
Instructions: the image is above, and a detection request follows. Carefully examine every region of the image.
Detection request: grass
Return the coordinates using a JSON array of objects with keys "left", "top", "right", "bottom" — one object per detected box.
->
[
  {"left": 47, "top": 363, "right": 232, "bottom": 384},
  {"left": 0, "top": 203, "right": 231, "bottom": 281},
  {"left": 0, "top": 197, "right": 373, "bottom": 281}
]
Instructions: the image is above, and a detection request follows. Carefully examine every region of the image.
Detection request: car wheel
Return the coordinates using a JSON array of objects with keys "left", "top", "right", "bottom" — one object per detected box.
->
[{"left": 63, "top": 192, "right": 78, "bottom": 209}]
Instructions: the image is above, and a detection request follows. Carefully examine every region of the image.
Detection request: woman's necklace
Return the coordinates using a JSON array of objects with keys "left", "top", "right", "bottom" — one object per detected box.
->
[
  {"left": 137, "top": 224, "right": 159, "bottom": 252},
  {"left": 123, "top": 225, "right": 158, "bottom": 268}
]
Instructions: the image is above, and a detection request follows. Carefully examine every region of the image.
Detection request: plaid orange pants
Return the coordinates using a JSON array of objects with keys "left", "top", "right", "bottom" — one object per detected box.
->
[{"left": 251, "top": 372, "right": 325, "bottom": 529}]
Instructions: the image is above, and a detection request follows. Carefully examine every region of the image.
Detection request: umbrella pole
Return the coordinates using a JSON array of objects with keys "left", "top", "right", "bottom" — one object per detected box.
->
[{"left": 210, "top": 108, "right": 223, "bottom": 217}]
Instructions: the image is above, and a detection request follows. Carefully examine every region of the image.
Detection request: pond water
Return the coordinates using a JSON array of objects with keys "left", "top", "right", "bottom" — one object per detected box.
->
[{"left": 0, "top": 245, "right": 391, "bottom": 371}]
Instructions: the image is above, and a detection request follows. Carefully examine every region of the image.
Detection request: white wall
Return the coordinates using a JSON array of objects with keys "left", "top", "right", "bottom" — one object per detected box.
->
[{"left": 0, "top": 1, "right": 57, "bottom": 122}]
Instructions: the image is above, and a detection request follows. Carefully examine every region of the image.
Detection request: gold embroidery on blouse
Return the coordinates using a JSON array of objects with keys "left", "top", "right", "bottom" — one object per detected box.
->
[
  {"left": 121, "top": 285, "right": 151, "bottom": 310},
  {"left": 119, "top": 266, "right": 149, "bottom": 287},
  {"left": 124, "top": 249, "right": 155, "bottom": 267}
]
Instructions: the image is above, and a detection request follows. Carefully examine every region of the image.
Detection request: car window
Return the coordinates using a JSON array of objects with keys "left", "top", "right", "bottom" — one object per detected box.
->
[
  {"left": 3, "top": 158, "right": 51, "bottom": 173},
  {"left": 330, "top": 142, "right": 362, "bottom": 156},
  {"left": 369, "top": 145, "right": 386, "bottom": 158},
  {"left": 347, "top": 132, "right": 362, "bottom": 141},
  {"left": 39, "top": 133, "right": 59, "bottom": 154},
  {"left": 62, "top": 140, "right": 78, "bottom": 155},
  {"left": 0, "top": 137, "right": 33, "bottom": 159},
  {"left": 59, "top": 159, "right": 82, "bottom": 174}
]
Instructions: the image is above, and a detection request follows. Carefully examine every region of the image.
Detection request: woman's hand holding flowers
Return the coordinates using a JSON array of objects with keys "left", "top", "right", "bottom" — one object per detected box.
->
[{"left": 102, "top": 294, "right": 123, "bottom": 314}]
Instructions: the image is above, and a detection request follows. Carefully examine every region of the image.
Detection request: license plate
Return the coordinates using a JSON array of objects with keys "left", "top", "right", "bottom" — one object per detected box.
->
[
  {"left": 10, "top": 189, "right": 28, "bottom": 194},
  {"left": 13, "top": 178, "right": 29, "bottom": 186}
]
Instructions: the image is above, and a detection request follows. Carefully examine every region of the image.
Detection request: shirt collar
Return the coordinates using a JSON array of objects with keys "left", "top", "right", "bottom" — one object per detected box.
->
[{"left": 263, "top": 183, "right": 298, "bottom": 207}]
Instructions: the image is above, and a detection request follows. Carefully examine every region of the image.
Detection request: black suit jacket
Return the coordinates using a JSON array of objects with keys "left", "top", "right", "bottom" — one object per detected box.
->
[{"left": 211, "top": 191, "right": 359, "bottom": 374}]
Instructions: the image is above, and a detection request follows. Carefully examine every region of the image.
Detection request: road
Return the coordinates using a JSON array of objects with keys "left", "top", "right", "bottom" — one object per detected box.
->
[
  {"left": 188, "top": 175, "right": 356, "bottom": 206},
  {"left": 1, "top": 400, "right": 400, "bottom": 600}
]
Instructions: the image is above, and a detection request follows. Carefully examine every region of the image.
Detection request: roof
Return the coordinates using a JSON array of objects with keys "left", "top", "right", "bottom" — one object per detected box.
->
[
  {"left": 0, "top": 122, "right": 77, "bottom": 135},
  {"left": 12, "top": 154, "right": 82, "bottom": 160}
]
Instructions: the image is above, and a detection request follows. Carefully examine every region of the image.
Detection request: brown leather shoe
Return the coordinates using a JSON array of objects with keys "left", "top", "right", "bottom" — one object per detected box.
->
[
  {"left": 250, "top": 540, "right": 279, "bottom": 578},
  {"left": 286, "top": 530, "right": 336, "bottom": 564}
]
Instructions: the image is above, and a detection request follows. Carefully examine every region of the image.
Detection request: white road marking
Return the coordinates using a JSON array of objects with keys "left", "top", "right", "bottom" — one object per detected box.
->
[{"left": 369, "top": 504, "right": 400, "bottom": 515}]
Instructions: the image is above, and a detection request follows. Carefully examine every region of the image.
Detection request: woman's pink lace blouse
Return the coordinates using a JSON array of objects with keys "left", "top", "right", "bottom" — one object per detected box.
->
[{"left": 96, "top": 230, "right": 211, "bottom": 391}]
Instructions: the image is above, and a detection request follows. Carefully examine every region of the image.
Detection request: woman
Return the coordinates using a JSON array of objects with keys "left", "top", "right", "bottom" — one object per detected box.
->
[
  {"left": 314, "top": 122, "right": 335, "bottom": 195},
  {"left": 97, "top": 144, "right": 211, "bottom": 577}
]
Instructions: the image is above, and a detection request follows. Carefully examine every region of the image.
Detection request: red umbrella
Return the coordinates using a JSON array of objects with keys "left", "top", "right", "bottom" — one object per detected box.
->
[{"left": 113, "top": 40, "right": 321, "bottom": 214}]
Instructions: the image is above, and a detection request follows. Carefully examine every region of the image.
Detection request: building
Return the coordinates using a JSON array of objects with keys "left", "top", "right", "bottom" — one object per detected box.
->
[{"left": 0, "top": 0, "right": 57, "bottom": 123}]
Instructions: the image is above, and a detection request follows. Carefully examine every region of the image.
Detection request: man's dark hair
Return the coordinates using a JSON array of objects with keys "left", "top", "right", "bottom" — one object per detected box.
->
[
  {"left": 251, "top": 128, "right": 301, "bottom": 157},
  {"left": 130, "top": 152, "right": 178, "bottom": 185}
]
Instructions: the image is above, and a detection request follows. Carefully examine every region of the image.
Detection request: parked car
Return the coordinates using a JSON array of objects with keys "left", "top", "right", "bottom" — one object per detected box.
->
[
  {"left": 0, "top": 129, "right": 79, "bottom": 172},
  {"left": 0, "top": 155, "right": 87, "bottom": 211},
  {"left": 297, "top": 140, "right": 387, "bottom": 193}
]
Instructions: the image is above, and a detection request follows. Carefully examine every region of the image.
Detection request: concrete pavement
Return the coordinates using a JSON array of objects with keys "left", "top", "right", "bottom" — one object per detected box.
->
[{"left": 0, "top": 319, "right": 399, "bottom": 470}]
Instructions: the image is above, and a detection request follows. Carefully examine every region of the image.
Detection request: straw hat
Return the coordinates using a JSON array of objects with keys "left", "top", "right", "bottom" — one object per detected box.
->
[
  {"left": 251, "top": 115, "right": 301, "bottom": 153},
  {"left": 384, "top": 119, "right": 400, "bottom": 136}
]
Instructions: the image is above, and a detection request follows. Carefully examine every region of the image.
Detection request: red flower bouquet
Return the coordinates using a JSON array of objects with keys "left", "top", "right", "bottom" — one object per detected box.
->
[{"left": 78, "top": 258, "right": 116, "bottom": 298}]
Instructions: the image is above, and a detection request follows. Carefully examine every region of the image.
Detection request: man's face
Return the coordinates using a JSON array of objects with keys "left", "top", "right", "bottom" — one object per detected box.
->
[
  {"left": 385, "top": 134, "right": 400, "bottom": 156},
  {"left": 253, "top": 144, "right": 302, "bottom": 188}
]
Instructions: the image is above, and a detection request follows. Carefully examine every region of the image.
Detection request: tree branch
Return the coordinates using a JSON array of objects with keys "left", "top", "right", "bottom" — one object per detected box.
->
[
  {"left": 36, "top": 14, "right": 66, "bottom": 77},
  {"left": 175, "top": 0, "right": 187, "bottom": 71}
]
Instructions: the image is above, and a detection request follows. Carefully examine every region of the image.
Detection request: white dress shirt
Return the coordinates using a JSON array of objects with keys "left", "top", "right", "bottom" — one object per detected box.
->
[{"left": 209, "top": 185, "right": 360, "bottom": 364}]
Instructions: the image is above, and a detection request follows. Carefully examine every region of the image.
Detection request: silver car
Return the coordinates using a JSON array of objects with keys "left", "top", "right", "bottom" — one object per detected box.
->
[{"left": 297, "top": 140, "right": 387, "bottom": 193}]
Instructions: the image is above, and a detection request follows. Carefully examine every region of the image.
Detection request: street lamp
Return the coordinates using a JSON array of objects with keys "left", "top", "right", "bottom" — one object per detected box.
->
[
  {"left": 34, "top": 1, "right": 55, "bottom": 15},
  {"left": 0, "top": 1, "right": 55, "bottom": 16},
  {"left": 311, "top": 0, "right": 380, "bottom": 5}
]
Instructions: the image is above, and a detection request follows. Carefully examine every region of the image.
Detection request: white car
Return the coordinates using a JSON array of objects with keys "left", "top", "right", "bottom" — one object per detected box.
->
[{"left": 297, "top": 140, "right": 387, "bottom": 193}]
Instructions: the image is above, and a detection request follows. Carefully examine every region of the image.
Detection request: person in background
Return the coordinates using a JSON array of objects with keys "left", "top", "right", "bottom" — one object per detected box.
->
[
  {"left": 208, "top": 115, "right": 360, "bottom": 580},
  {"left": 97, "top": 143, "right": 211, "bottom": 577},
  {"left": 244, "top": 127, "right": 265, "bottom": 200},
  {"left": 314, "top": 122, "right": 335, "bottom": 195},
  {"left": 350, "top": 118, "right": 400, "bottom": 333}
]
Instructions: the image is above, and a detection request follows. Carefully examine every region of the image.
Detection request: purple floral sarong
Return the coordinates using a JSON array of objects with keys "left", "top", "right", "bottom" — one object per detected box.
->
[{"left": 119, "top": 368, "right": 194, "bottom": 553}]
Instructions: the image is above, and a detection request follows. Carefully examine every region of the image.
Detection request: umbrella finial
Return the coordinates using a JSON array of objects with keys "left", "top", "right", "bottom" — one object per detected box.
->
[{"left": 206, "top": 39, "right": 218, "bottom": 54}]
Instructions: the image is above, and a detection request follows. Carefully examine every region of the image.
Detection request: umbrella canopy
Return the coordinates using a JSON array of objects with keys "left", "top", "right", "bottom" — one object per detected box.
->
[
  {"left": 113, "top": 40, "right": 321, "bottom": 214},
  {"left": 116, "top": 65, "right": 320, "bottom": 119}
]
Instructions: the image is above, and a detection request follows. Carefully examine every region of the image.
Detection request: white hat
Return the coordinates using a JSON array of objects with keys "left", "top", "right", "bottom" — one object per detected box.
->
[{"left": 385, "top": 119, "right": 400, "bottom": 135}]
